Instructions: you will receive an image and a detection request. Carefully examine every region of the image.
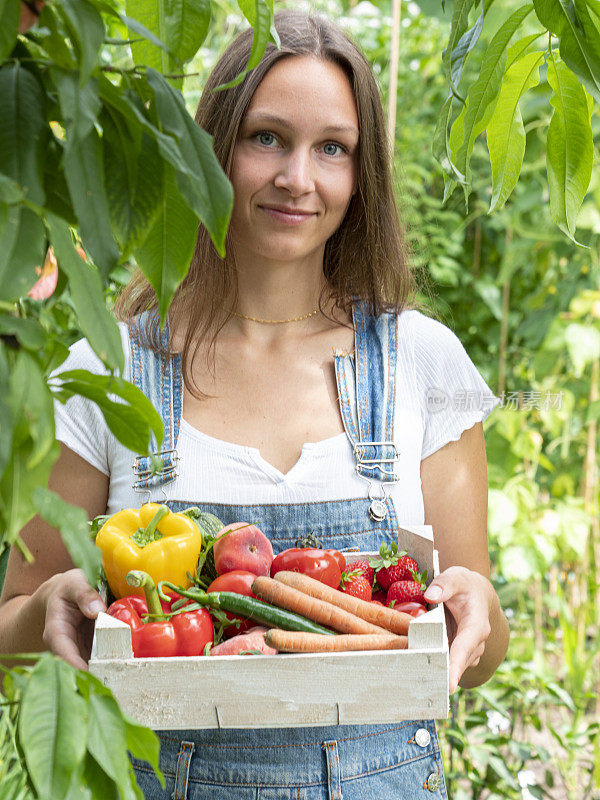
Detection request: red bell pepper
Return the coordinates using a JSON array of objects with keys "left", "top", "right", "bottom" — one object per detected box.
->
[{"left": 107, "top": 570, "right": 214, "bottom": 658}]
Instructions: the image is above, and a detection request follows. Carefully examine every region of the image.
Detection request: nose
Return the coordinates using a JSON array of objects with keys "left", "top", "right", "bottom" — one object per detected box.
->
[{"left": 273, "top": 148, "right": 315, "bottom": 196}]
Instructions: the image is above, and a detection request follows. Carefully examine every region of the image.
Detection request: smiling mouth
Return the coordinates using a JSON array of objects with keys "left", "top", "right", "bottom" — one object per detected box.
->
[
  {"left": 259, "top": 206, "right": 316, "bottom": 224},
  {"left": 261, "top": 205, "right": 315, "bottom": 215}
]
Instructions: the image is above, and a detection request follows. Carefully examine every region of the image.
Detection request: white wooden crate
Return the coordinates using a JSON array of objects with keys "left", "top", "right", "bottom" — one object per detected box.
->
[{"left": 89, "top": 524, "right": 449, "bottom": 729}]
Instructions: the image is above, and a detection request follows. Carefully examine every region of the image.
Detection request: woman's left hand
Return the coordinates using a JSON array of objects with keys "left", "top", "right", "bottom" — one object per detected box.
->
[{"left": 423, "top": 566, "right": 494, "bottom": 694}]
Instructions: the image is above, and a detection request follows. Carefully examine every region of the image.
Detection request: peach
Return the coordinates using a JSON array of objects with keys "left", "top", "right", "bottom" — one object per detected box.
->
[{"left": 213, "top": 523, "right": 274, "bottom": 576}]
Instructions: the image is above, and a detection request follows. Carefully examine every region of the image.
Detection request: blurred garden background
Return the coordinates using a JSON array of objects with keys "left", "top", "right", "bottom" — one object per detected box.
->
[{"left": 1, "top": 0, "right": 599, "bottom": 798}]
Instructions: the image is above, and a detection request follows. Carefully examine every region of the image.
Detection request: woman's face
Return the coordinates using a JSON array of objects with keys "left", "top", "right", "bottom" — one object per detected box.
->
[{"left": 229, "top": 56, "right": 359, "bottom": 269}]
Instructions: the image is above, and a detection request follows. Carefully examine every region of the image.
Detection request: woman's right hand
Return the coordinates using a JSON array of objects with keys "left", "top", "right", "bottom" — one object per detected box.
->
[{"left": 42, "top": 569, "right": 106, "bottom": 671}]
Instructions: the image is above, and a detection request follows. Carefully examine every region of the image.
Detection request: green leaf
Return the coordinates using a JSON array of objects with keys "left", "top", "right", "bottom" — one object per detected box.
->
[
  {"left": 0, "top": 315, "right": 46, "bottom": 350},
  {"left": 52, "top": 69, "right": 102, "bottom": 151},
  {"left": 170, "top": 0, "right": 211, "bottom": 63},
  {"left": 33, "top": 487, "right": 102, "bottom": 584},
  {"left": 62, "top": 129, "right": 121, "bottom": 278},
  {"left": 561, "top": 0, "right": 600, "bottom": 103},
  {"left": 0, "top": 171, "right": 24, "bottom": 203},
  {"left": 546, "top": 56, "right": 594, "bottom": 242},
  {"left": 0, "top": 433, "right": 58, "bottom": 551},
  {"left": 45, "top": 213, "right": 124, "bottom": 371},
  {"left": 51, "top": 369, "right": 164, "bottom": 455},
  {"left": 217, "top": 0, "right": 275, "bottom": 90},
  {"left": 123, "top": 716, "right": 164, "bottom": 786},
  {"left": 68, "top": 753, "right": 118, "bottom": 800},
  {"left": 91, "top": 0, "right": 173, "bottom": 59},
  {"left": 35, "top": 4, "right": 77, "bottom": 69},
  {"left": 98, "top": 75, "right": 194, "bottom": 183},
  {"left": 487, "top": 51, "right": 544, "bottom": 211},
  {"left": 506, "top": 32, "right": 545, "bottom": 69},
  {"left": 534, "top": 0, "right": 600, "bottom": 101},
  {"left": 0, "top": 204, "right": 46, "bottom": 301},
  {"left": 432, "top": 95, "right": 462, "bottom": 198},
  {"left": 18, "top": 655, "right": 88, "bottom": 800},
  {"left": 147, "top": 69, "right": 233, "bottom": 257},
  {"left": 55, "top": 0, "right": 105, "bottom": 85},
  {"left": 101, "top": 105, "right": 164, "bottom": 254},
  {"left": 126, "top": 0, "right": 174, "bottom": 75},
  {"left": 86, "top": 694, "right": 141, "bottom": 799},
  {"left": 0, "top": 342, "right": 14, "bottom": 478},
  {"left": 75, "top": 669, "right": 164, "bottom": 791},
  {"left": 454, "top": 5, "right": 534, "bottom": 205},
  {"left": 0, "top": 0, "right": 19, "bottom": 61},
  {"left": 132, "top": 164, "right": 199, "bottom": 324},
  {"left": 126, "top": 0, "right": 210, "bottom": 81},
  {"left": 0, "top": 63, "right": 47, "bottom": 205},
  {"left": 9, "top": 350, "right": 56, "bottom": 471},
  {"left": 42, "top": 138, "right": 78, "bottom": 226},
  {"left": 442, "top": 0, "right": 477, "bottom": 92}
]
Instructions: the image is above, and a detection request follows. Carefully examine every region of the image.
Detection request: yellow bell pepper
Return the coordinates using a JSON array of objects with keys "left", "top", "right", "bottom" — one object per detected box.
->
[{"left": 96, "top": 504, "right": 202, "bottom": 599}]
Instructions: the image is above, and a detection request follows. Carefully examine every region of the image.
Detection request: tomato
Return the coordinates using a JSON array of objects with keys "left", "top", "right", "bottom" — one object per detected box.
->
[
  {"left": 207, "top": 570, "right": 258, "bottom": 637},
  {"left": 324, "top": 549, "right": 346, "bottom": 572},
  {"left": 388, "top": 600, "right": 427, "bottom": 618},
  {"left": 270, "top": 548, "right": 342, "bottom": 588}
]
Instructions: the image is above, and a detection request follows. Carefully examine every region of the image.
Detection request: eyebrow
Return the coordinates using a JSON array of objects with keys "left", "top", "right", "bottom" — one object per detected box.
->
[{"left": 243, "top": 112, "right": 359, "bottom": 137}]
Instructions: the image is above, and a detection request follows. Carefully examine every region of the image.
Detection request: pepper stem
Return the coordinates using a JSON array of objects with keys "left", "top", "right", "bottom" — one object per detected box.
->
[
  {"left": 158, "top": 581, "right": 214, "bottom": 608},
  {"left": 127, "top": 570, "right": 168, "bottom": 621},
  {"left": 144, "top": 505, "right": 170, "bottom": 538}
]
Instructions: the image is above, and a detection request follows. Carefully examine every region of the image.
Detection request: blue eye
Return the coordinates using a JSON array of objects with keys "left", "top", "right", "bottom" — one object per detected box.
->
[
  {"left": 257, "top": 132, "right": 276, "bottom": 146},
  {"left": 323, "top": 143, "right": 343, "bottom": 156}
]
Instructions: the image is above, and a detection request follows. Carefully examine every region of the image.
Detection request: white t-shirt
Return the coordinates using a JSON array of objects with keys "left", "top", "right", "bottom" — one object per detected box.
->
[{"left": 53, "top": 310, "right": 500, "bottom": 522}]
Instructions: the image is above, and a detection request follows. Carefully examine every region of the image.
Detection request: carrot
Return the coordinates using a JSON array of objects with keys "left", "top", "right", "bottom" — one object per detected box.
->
[
  {"left": 273, "top": 571, "right": 412, "bottom": 635},
  {"left": 264, "top": 629, "right": 408, "bottom": 653},
  {"left": 251, "top": 576, "right": 390, "bottom": 635}
]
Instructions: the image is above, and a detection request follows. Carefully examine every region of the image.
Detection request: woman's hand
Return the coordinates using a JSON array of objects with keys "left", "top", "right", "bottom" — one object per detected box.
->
[
  {"left": 42, "top": 569, "right": 106, "bottom": 671},
  {"left": 423, "top": 566, "right": 494, "bottom": 694}
]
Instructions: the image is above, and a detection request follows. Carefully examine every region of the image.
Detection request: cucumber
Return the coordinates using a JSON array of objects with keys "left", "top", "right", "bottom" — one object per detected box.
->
[{"left": 159, "top": 584, "right": 337, "bottom": 636}]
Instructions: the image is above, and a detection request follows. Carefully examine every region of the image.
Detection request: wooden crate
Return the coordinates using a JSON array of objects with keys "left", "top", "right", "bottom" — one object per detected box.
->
[{"left": 89, "top": 524, "right": 449, "bottom": 729}]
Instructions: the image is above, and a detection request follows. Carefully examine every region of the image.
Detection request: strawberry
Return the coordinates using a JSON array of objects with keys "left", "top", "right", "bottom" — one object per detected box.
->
[
  {"left": 371, "top": 589, "right": 387, "bottom": 604},
  {"left": 339, "top": 569, "right": 373, "bottom": 601},
  {"left": 387, "top": 578, "right": 427, "bottom": 606},
  {"left": 369, "top": 542, "right": 422, "bottom": 590},
  {"left": 346, "top": 559, "right": 375, "bottom": 586}
]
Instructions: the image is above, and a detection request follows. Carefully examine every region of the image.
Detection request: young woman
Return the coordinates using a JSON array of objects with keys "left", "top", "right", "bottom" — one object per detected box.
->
[{"left": 0, "top": 11, "right": 509, "bottom": 799}]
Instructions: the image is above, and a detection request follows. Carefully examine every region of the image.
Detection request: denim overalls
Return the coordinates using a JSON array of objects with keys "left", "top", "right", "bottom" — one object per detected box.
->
[{"left": 127, "top": 303, "right": 448, "bottom": 800}]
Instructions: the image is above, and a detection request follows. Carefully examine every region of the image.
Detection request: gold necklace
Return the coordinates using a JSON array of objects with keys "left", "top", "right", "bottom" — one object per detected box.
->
[{"left": 228, "top": 308, "right": 320, "bottom": 324}]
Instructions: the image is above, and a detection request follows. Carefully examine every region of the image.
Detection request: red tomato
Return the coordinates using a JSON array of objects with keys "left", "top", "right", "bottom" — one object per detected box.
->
[
  {"left": 207, "top": 570, "right": 258, "bottom": 637},
  {"left": 388, "top": 600, "right": 428, "bottom": 618},
  {"left": 270, "top": 548, "right": 342, "bottom": 588},
  {"left": 324, "top": 549, "right": 346, "bottom": 572}
]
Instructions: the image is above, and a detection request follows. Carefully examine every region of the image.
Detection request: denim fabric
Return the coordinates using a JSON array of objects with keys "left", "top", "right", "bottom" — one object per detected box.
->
[
  {"left": 130, "top": 313, "right": 182, "bottom": 494},
  {"left": 127, "top": 304, "right": 448, "bottom": 800},
  {"left": 333, "top": 304, "right": 398, "bottom": 484},
  {"left": 130, "top": 721, "right": 447, "bottom": 800}
]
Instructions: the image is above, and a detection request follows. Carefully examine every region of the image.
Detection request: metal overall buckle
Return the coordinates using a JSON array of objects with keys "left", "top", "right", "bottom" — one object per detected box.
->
[
  {"left": 353, "top": 441, "right": 400, "bottom": 522},
  {"left": 132, "top": 448, "right": 179, "bottom": 505}
]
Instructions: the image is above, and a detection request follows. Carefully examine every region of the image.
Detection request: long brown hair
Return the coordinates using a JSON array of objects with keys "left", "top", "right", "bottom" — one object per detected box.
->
[{"left": 115, "top": 10, "right": 417, "bottom": 389}]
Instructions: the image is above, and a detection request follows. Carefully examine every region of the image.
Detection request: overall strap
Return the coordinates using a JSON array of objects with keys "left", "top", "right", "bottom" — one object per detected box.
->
[
  {"left": 129, "top": 311, "right": 183, "bottom": 500},
  {"left": 334, "top": 301, "right": 399, "bottom": 521}
]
